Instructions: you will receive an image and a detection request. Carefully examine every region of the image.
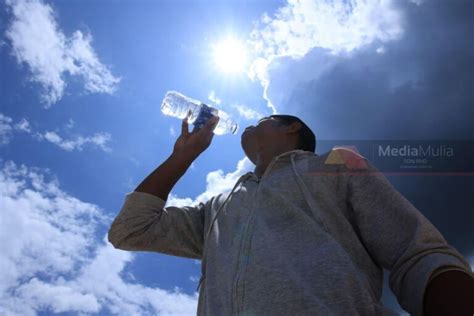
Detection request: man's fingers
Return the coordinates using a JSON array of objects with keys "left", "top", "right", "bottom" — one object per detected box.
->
[
  {"left": 181, "top": 118, "right": 189, "bottom": 136},
  {"left": 190, "top": 116, "right": 219, "bottom": 135},
  {"left": 181, "top": 110, "right": 192, "bottom": 136},
  {"left": 204, "top": 116, "right": 219, "bottom": 131}
]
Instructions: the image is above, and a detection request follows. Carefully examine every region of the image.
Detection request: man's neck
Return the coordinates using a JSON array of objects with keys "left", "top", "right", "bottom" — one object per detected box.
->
[{"left": 253, "top": 147, "right": 297, "bottom": 178}]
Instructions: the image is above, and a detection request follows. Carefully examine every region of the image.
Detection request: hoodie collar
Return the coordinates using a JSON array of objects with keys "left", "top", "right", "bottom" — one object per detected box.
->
[
  {"left": 245, "top": 149, "right": 317, "bottom": 181},
  {"left": 272, "top": 149, "right": 316, "bottom": 162}
]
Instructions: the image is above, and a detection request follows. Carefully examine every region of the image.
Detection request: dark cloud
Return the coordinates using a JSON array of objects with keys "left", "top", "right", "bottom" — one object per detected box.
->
[{"left": 279, "top": 0, "right": 473, "bottom": 140}]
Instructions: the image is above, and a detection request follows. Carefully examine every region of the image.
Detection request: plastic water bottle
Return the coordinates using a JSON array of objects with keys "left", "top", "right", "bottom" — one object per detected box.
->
[{"left": 161, "top": 91, "right": 239, "bottom": 135}]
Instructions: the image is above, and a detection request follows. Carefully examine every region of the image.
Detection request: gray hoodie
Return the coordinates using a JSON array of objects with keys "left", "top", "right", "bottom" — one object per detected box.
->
[{"left": 108, "top": 149, "right": 472, "bottom": 316}]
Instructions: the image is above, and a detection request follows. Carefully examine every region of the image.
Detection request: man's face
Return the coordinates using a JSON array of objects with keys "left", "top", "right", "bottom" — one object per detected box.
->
[{"left": 241, "top": 116, "right": 283, "bottom": 164}]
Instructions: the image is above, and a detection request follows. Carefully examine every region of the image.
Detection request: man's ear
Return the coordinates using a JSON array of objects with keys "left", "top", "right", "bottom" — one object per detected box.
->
[{"left": 286, "top": 121, "right": 302, "bottom": 134}]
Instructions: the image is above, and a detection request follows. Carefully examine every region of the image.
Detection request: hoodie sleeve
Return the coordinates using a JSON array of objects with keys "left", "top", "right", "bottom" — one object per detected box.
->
[
  {"left": 108, "top": 191, "right": 210, "bottom": 259},
  {"left": 345, "top": 152, "right": 472, "bottom": 316}
]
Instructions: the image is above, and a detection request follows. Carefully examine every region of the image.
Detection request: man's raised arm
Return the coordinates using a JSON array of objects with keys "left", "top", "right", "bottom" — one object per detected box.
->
[
  {"left": 344, "top": 149, "right": 472, "bottom": 315},
  {"left": 135, "top": 115, "right": 220, "bottom": 201},
  {"left": 107, "top": 115, "right": 219, "bottom": 258}
]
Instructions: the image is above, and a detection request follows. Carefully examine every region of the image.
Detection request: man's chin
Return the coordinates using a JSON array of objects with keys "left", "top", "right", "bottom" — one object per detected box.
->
[
  {"left": 240, "top": 147, "right": 253, "bottom": 165},
  {"left": 241, "top": 149, "right": 257, "bottom": 165},
  {"left": 240, "top": 135, "right": 257, "bottom": 163}
]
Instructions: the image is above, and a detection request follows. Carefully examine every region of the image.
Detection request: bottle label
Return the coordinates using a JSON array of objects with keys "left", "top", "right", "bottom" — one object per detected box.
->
[{"left": 194, "top": 103, "right": 218, "bottom": 130}]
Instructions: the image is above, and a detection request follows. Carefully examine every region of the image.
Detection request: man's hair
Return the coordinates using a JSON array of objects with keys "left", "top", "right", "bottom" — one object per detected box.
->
[{"left": 270, "top": 114, "right": 316, "bottom": 153}]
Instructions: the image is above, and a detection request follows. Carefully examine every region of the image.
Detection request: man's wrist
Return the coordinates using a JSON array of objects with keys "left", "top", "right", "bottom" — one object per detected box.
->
[{"left": 171, "top": 149, "right": 199, "bottom": 164}]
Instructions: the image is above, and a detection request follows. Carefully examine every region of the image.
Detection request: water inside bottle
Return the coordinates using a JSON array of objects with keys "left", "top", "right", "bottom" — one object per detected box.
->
[
  {"left": 161, "top": 91, "right": 200, "bottom": 119},
  {"left": 191, "top": 104, "right": 239, "bottom": 135},
  {"left": 192, "top": 104, "right": 218, "bottom": 130}
]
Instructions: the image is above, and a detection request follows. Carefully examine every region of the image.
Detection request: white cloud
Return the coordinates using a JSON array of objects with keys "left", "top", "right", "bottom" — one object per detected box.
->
[
  {"left": 166, "top": 156, "right": 254, "bottom": 207},
  {"left": 0, "top": 160, "right": 107, "bottom": 313},
  {"left": 14, "top": 118, "right": 32, "bottom": 133},
  {"left": 71, "top": 237, "right": 199, "bottom": 316},
  {"left": 34, "top": 130, "right": 112, "bottom": 152},
  {"left": 5, "top": 0, "right": 121, "bottom": 107},
  {"left": 0, "top": 113, "right": 14, "bottom": 145},
  {"left": 248, "top": 0, "right": 405, "bottom": 111},
  {"left": 0, "top": 112, "right": 113, "bottom": 153},
  {"left": 0, "top": 114, "right": 31, "bottom": 146},
  {"left": 67, "top": 31, "right": 120, "bottom": 95},
  {"left": 231, "top": 104, "right": 264, "bottom": 120},
  {"left": 208, "top": 90, "right": 222, "bottom": 105},
  {"left": 1, "top": 115, "right": 34, "bottom": 146},
  {"left": 166, "top": 194, "right": 194, "bottom": 208},
  {"left": 65, "top": 118, "right": 75, "bottom": 129},
  {"left": 207, "top": 91, "right": 265, "bottom": 121},
  {"left": 0, "top": 160, "right": 200, "bottom": 315},
  {"left": 199, "top": 157, "right": 254, "bottom": 202},
  {"left": 14, "top": 278, "right": 101, "bottom": 314},
  {"left": 250, "top": 0, "right": 403, "bottom": 59}
]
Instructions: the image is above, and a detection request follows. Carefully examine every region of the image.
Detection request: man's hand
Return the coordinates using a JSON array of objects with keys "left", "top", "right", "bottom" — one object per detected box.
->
[
  {"left": 423, "top": 270, "right": 474, "bottom": 316},
  {"left": 134, "top": 112, "right": 219, "bottom": 200},
  {"left": 173, "top": 112, "right": 219, "bottom": 159}
]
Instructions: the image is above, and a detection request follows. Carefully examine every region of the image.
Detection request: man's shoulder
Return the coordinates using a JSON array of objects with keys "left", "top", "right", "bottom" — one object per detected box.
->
[{"left": 308, "top": 147, "right": 370, "bottom": 172}]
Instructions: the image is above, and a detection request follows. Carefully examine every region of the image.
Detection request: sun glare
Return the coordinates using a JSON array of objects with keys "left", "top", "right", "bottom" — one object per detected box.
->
[{"left": 213, "top": 38, "right": 247, "bottom": 73}]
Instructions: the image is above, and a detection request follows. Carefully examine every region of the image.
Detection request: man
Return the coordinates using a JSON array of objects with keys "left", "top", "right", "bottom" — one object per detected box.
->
[{"left": 108, "top": 114, "right": 473, "bottom": 315}]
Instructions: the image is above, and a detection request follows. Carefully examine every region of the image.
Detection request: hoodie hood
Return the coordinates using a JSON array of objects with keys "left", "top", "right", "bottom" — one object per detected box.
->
[{"left": 203, "top": 150, "right": 319, "bottom": 247}]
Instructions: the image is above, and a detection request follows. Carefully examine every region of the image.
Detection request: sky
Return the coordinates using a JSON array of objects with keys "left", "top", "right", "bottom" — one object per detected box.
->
[{"left": 0, "top": 0, "right": 473, "bottom": 315}]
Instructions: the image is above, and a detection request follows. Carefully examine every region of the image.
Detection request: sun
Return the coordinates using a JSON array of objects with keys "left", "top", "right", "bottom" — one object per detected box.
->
[{"left": 212, "top": 37, "right": 247, "bottom": 73}]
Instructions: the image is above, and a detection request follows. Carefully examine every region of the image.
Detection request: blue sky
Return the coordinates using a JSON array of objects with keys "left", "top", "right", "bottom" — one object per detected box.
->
[{"left": 1, "top": 0, "right": 473, "bottom": 314}]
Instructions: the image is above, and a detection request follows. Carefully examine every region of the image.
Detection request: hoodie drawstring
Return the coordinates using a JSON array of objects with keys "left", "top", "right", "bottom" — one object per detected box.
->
[
  {"left": 204, "top": 172, "right": 253, "bottom": 242},
  {"left": 290, "top": 153, "right": 330, "bottom": 234},
  {"left": 197, "top": 172, "right": 253, "bottom": 292}
]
